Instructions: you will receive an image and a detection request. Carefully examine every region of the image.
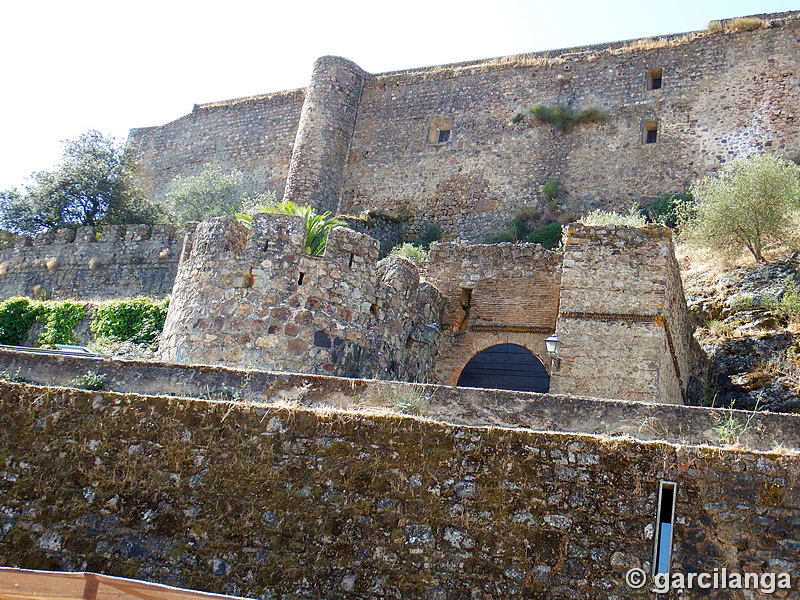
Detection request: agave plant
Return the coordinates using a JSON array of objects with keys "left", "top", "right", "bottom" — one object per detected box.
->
[{"left": 237, "top": 201, "right": 343, "bottom": 256}]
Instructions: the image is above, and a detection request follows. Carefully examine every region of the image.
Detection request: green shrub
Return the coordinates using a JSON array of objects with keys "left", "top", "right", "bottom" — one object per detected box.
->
[
  {"left": 490, "top": 206, "right": 541, "bottom": 243},
  {"left": 543, "top": 179, "right": 559, "bottom": 200},
  {"left": 68, "top": 370, "right": 107, "bottom": 391},
  {"left": 645, "top": 192, "right": 694, "bottom": 227},
  {"left": 91, "top": 297, "right": 169, "bottom": 348},
  {"left": 406, "top": 221, "right": 443, "bottom": 249},
  {"left": 527, "top": 222, "right": 563, "bottom": 249},
  {"left": 729, "top": 293, "right": 758, "bottom": 312},
  {"left": 37, "top": 301, "right": 85, "bottom": 347},
  {"left": 390, "top": 243, "right": 429, "bottom": 262},
  {"left": 0, "top": 297, "right": 40, "bottom": 345},
  {"left": 776, "top": 284, "right": 800, "bottom": 321},
  {"left": 530, "top": 104, "right": 608, "bottom": 133}
]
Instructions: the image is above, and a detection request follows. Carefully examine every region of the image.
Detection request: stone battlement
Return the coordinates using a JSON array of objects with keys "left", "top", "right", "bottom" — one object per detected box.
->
[
  {"left": 0, "top": 224, "right": 180, "bottom": 300},
  {"left": 158, "top": 214, "right": 444, "bottom": 381}
]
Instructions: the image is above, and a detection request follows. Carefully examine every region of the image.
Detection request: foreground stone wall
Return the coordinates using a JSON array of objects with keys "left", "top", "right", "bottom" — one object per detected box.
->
[
  {"left": 157, "top": 214, "right": 444, "bottom": 382},
  {"left": 0, "top": 225, "right": 180, "bottom": 301},
  {"left": 0, "top": 348, "right": 795, "bottom": 450},
  {"left": 0, "top": 381, "right": 797, "bottom": 599}
]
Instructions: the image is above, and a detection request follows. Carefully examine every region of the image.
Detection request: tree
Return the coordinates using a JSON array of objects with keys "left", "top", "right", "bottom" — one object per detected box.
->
[
  {"left": 164, "top": 163, "right": 248, "bottom": 225},
  {"left": 688, "top": 154, "right": 800, "bottom": 262},
  {"left": 0, "top": 131, "right": 160, "bottom": 234}
]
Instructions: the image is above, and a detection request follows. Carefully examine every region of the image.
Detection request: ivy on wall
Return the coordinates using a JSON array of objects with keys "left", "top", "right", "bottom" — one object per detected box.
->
[{"left": 0, "top": 296, "right": 169, "bottom": 349}]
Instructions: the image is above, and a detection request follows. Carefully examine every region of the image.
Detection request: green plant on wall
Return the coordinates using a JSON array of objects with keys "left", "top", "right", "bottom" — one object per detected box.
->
[
  {"left": 37, "top": 301, "right": 85, "bottom": 347},
  {"left": 238, "top": 201, "right": 343, "bottom": 256},
  {"left": 543, "top": 179, "right": 559, "bottom": 200},
  {"left": 91, "top": 297, "right": 169, "bottom": 349},
  {"left": 0, "top": 297, "right": 39, "bottom": 345},
  {"left": 530, "top": 105, "right": 609, "bottom": 133}
]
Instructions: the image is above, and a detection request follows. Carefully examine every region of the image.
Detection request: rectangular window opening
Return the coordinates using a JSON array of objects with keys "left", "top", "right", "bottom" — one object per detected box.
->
[
  {"left": 438, "top": 129, "right": 451, "bottom": 143},
  {"left": 348, "top": 253, "right": 355, "bottom": 268},
  {"left": 643, "top": 121, "right": 659, "bottom": 144},
  {"left": 654, "top": 481, "right": 676, "bottom": 575},
  {"left": 648, "top": 68, "right": 664, "bottom": 90},
  {"left": 298, "top": 272, "right": 305, "bottom": 286}
]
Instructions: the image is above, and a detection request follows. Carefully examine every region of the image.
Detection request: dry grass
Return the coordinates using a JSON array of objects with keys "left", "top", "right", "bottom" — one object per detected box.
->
[{"left": 609, "top": 32, "right": 705, "bottom": 55}]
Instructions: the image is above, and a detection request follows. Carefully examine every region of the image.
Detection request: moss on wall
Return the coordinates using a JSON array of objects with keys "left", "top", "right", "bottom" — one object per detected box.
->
[{"left": 0, "top": 382, "right": 797, "bottom": 598}]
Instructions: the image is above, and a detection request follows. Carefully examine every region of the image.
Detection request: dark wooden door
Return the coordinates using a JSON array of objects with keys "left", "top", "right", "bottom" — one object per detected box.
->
[{"left": 456, "top": 343, "right": 549, "bottom": 393}]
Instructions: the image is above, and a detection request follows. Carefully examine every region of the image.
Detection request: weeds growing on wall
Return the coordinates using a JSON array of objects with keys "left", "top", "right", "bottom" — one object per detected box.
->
[
  {"left": 238, "top": 201, "right": 343, "bottom": 256},
  {"left": 404, "top": 221, "right": 443, "bottom": 249},
  {"left": 581, "top": 205, "right": 646, "bottom": 227},
  {"left": 490, "top": 206, "right": 563, "bottom": 249},
  {"left": 530, "top": 105, "right": 608, "bottom": 133},
  {"left": 0, "top": 297, "right": 40, "bottom": 345},
  {"left": 0, "top": 297, "right": 87, "bottom": 347},
  {"left": 91, "top": 297, "right": 169, "bottom": 349},
  {"left": 390, "top": 243, "right": 430, "bottom": 262},
  {"left": 67, "top": 370, "right": 108, "bottom": 391}
]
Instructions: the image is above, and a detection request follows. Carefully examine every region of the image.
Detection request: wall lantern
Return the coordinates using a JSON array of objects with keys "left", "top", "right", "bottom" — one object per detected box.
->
[
  {"left": 545, "top": 334, "right": 561, "bottom": 356},
  {"left": 422, "top": 323, "right": 442, "bottom": 344},
  {"left": 545, "top": 333, "right": 561, "bottom": 372}
]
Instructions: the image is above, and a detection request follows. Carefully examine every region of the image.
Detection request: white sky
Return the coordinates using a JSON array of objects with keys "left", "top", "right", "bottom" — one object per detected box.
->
[{"left": 0, "top": 0, "right": 796, "bottom": 190}]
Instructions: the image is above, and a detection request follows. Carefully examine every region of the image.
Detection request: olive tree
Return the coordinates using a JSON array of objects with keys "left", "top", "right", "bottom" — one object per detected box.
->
[{"left": 688, "top": 153, "right": 800, "bottom": 262}]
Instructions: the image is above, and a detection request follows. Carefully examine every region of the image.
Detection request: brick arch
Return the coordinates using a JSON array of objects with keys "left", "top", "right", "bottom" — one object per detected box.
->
[{"left": 433, "top": 332, "right": 552, "bottom": 387}]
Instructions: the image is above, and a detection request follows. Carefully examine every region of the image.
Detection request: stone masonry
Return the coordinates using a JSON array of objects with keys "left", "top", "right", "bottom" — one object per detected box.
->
[
  {"left": 157, "top": 214, "right": 444, "bottom": 382},
  {"left": 129, "top": 11, "right": 800, "bottom": 242},
  {"left": 156, "top": 215, "right": 703, "bottom": 404},
  {"left": 0, "top": 224, "right": 180, "bottom": 300}
]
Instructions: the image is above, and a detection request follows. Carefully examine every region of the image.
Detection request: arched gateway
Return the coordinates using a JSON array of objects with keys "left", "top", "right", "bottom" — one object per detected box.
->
[{"left": 456, "top": 343, "right": 550, "bottom": 393}]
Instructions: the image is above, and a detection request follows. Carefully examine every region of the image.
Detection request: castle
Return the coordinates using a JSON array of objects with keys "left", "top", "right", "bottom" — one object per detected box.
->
[
  {"left": 0, "top": 12, "right": 798, "bottom": 600},
  {"left": 129, "top": 11, "right": 800, "bottom": 242}
]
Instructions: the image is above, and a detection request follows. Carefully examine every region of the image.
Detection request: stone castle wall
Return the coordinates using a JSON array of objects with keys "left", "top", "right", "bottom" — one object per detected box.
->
[
  {"left": 129, "top": 12, "right": 800, "bottom": 242},
  {"left": 157, "top": 215, "right": 444, "bottom": 382},
  {"left": 0, "top": 224, "right": 180, "bottom": 300},
  {"left": 128, "top": 89, "right": 305, "bottom": 204},
  {"left": 0, "top": 381, "right": 797, "bottom": 599}
]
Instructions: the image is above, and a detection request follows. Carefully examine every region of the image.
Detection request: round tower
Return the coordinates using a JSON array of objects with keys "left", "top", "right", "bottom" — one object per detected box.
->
[{"left": 283, "top": 56, "right": 366, "bottom": 214}]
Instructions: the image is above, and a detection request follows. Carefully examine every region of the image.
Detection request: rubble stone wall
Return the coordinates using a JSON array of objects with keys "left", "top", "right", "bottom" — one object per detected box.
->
[
  {"left": 0, "top": 225, "right": 180, "bottom": 301},
  {"left": 0, "top": 381, "right": 797, "bottom": 599},
  {"left": 553, "top": 223, "right": 701, "bottom": 403},
  {"left": 130, "top": 12, "right": 800, "bottom": 242},
  {"left": 157, "top": 214, "right": 444, "bottom": 382}
]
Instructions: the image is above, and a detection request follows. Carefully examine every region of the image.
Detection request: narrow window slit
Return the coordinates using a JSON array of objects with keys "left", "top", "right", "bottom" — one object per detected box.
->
[
  {"left": 654, "top": 481, "right": 676, "bottom": 575},
  {"left": 263, "top": 240, "right": 270, "bottom": 251},
  {"left": 298, "top": 272, "right": 305, "bottom": 285},
  {"left": 348, "top": 253, "right": 355, "bottom": 268}
]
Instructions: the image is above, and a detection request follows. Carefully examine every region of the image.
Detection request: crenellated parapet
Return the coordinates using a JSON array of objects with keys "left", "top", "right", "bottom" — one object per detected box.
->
[
  {"left": 0, "top": 224, "right": 180, "bottom": 300},
  {"left": 158, "top": 214, "right": 445, "bottom": 382}
]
